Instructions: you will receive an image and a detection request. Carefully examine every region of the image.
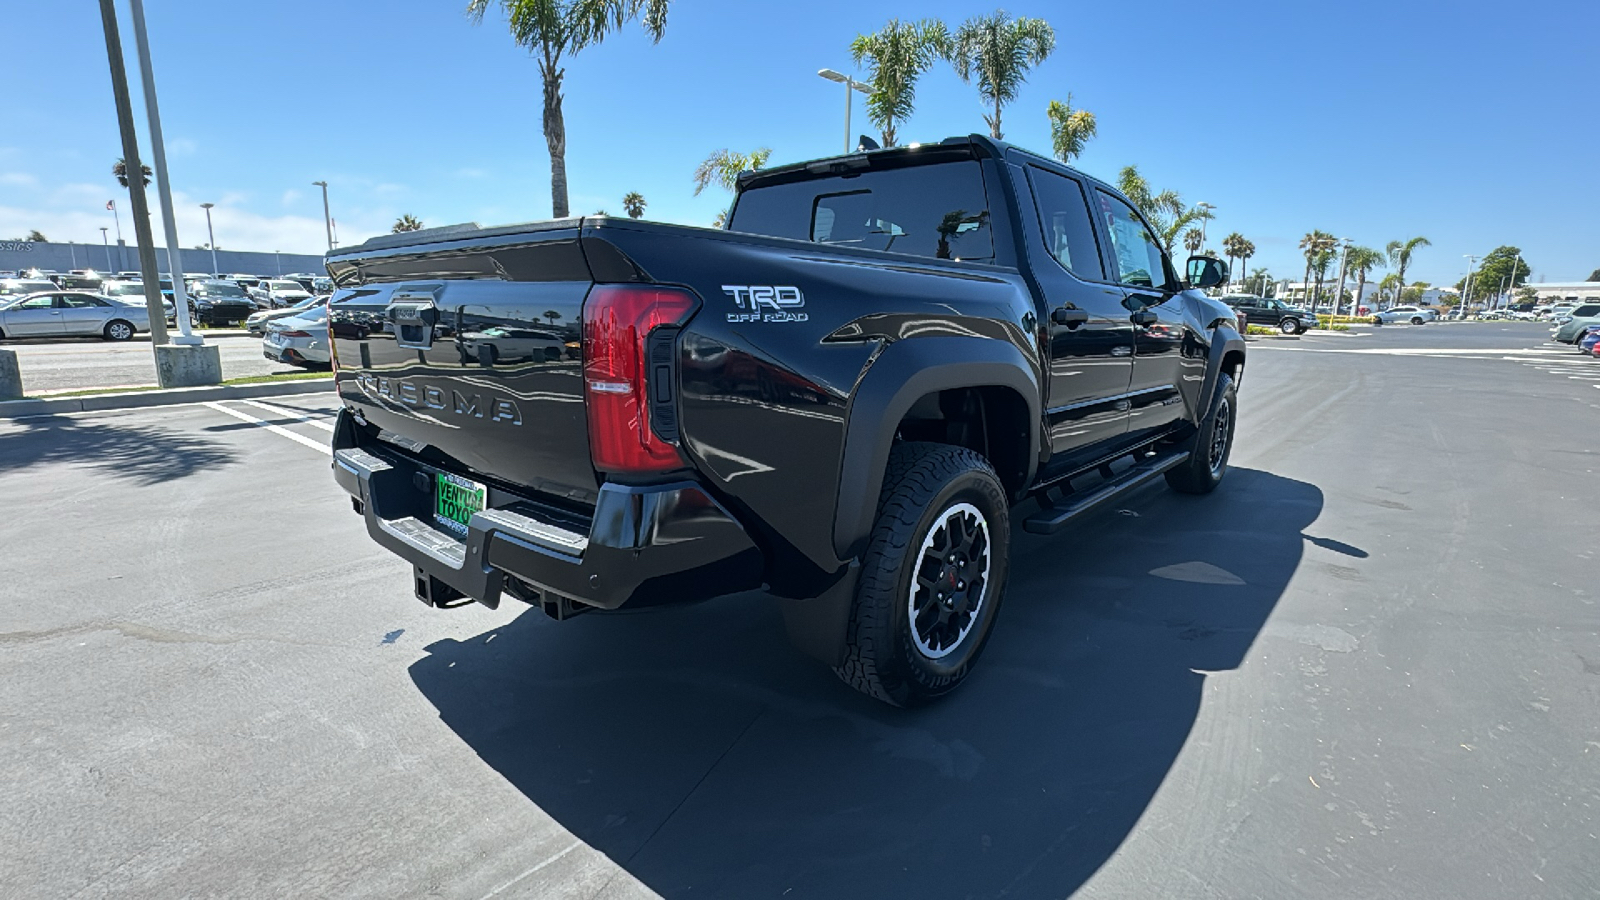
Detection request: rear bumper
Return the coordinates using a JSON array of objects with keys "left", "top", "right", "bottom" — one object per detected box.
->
[{"left": 331, "top": 409, "right": 762, "bottom": 612}]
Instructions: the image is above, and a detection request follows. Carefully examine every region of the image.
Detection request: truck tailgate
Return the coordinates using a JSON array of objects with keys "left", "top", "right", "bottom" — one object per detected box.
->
[{"left": 327, "top": 228, "right": 598, "bottom": 507}]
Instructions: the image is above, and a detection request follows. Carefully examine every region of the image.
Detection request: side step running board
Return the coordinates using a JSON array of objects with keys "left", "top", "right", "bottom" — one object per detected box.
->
[{"left": 1023, "top": 450, "right": 1190, "bottom": 535}]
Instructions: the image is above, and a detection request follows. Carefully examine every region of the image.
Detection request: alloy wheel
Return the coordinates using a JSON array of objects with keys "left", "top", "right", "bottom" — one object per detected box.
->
[{"left": 908, "top": 502, "right": 991, "bottom": 659}]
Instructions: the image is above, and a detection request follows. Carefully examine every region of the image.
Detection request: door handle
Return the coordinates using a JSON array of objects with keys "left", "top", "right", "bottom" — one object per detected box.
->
[
  {"left": 1051, "top": 306, "right": 1090, "bottom": 328},
  {"left": 1130, "top": 308, "right": 1158, "bottom": 327}
]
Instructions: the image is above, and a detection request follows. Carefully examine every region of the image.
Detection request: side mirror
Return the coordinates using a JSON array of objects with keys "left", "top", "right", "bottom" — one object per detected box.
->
[{"left": 1186, "top": 255, "right": 1228, "bottom": 289}]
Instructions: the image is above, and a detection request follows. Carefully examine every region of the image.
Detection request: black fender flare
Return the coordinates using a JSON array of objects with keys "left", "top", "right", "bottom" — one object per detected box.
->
[
  {"left": 1200, "top": 325, "right": 1246, "bottom": 409},
  {"left": 833, "top": 336, "right": 1040, "bottom": 560}
]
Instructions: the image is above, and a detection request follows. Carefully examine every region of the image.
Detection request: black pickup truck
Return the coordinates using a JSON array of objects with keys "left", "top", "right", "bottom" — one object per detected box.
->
[{"left": 325, "top": 135, "right": 1245, "bottom": 706}]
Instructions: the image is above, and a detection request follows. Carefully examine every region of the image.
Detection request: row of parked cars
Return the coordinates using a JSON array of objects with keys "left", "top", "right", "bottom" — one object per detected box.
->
[
  {"left": 1550, "top": 302, "right": 1600, "bottom": 354},
  {"left": 1218, "top": 295, "right": 1443, "bottom": 334}
]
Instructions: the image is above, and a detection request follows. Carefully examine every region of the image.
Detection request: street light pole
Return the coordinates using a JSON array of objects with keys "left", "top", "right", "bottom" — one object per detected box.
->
[
  {"left": 100, "top": 227, "right": 111, "bottom": 270},
  {"left": 817, "top": 69, "right": 873, "bottom": 153},
  {"left": 1462, "top": 255, "right": 1478, "bottom": 316},
  {"left": 1332, "top": 238, "right": 1352, "bottom": 316},
  {"left": 94, "top": 0, "right": 167, "bottom": 346},
  {"left": 200, "top": 202, "right": 219, "bottom": 275},
  {"left": 312, "top": 181, "right": 333, "bottom": 251},
  {"left": 127, "top": 0, "right": 200, "bottom": 345},
  {"left": 1504, "top": 251, "right": 1522, "bottom": 309}
]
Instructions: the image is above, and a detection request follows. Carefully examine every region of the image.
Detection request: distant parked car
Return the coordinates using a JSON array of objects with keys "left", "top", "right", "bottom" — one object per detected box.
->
[
  {"left": 262, "top": 306, "right": 331, "bottom": 367},
  {"left": 1372, "top": 305, "right": 1436, "bottom": 325},
  {"left": 0, "top": 291, "right": 149, "bottom": 341},
  {"left": 248, "top": 279, "right": 313, "bottom": 310},
  {"left": 1553, "top": 303, "right": 1600, "bottom": 343},
  {"left": 1221, "top": 295, "right": 1314, "bottom": 335},
  {"left": 1577, "top": 325, "right": 1600, "bottom": 356},
  {"left": 100, "top": 279, "right": 179, "bottom": 322},
  {"left": 246, "top": 295, "right": 325, "bottom": 335},
  {"left": 0, "top": 278, "right": 59, "bottom": 300},
  {"left": 188, "top": 280, "right": 256, "bottom": 326}
]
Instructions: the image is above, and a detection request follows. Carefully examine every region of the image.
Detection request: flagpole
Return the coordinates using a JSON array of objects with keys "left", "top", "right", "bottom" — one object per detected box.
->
[{"left": 108, "top": 200, "right": 126, "bottom": 271}]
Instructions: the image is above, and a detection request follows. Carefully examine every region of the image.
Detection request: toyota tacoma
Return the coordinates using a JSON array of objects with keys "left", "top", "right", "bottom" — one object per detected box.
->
[{"left": 325, "top": 135, "right": 1245, "bottom": 706}]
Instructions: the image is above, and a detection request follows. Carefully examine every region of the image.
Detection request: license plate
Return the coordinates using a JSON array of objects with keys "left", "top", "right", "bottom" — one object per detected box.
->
[{"left": 433, "top": 472, "right": 485, "bottom": 537}]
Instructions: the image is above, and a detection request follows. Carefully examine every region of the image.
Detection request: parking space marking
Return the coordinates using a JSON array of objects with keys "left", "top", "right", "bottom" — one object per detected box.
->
[
  {"left": 203, "top": 401, "right": 331, "bottom": 455},
  {"left": 234, "top": 399, "right": 336, "bottom": 433}
]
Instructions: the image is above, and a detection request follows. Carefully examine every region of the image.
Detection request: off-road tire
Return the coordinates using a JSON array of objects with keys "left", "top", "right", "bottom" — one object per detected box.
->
[
  {"left": 103, "top": 320, "right": 135, "bottom": 342},
  {"left": 833, "top": 442, "right": 1010, "bottom": 707},
  {"left": 1165, "top": 373, "right": 1237, "bottom": 495}
]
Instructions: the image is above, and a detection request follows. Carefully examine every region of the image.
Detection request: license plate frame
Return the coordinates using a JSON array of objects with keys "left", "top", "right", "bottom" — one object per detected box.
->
[{"left": 433, "top": 471, "right": 486, "bottom": 537}]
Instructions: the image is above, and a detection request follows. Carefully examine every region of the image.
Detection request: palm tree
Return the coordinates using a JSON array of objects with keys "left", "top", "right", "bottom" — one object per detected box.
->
[
  {"left": 711, "top": 209, "right": 729, "bottom": 229},
  {"left": 621, "top": 191, "right": 646, "bottom": 218},
  {"left": 24, "top": 230, "right": 47, "bottom": 243},
  {"left": 1311, "top": 245, "right": 1337, "bottom": 310},
  {"left": 392, "top": 214, "right": 423, "bottom": 233},
  {"left": 1116, "top": 165, "right": 1211, "bottom": 257},
  {"left": 1385, "top": 236, "right": 1431, "bottom": 308},
  {"left": 1184, "top": 228, "right": 1203, "bottom": 256},
  {"left": 1236, "top": 239, "right": 1255, "bottom": 289},
  {"left": 543, "top": 309, "right": 562, "bottom": 325},
  {"left": 1248, "top": 266, "right": 1271, "bottom": 296},
  {"left": 1298, "top": 230, "right": 1335, "bottom": 309},
  {"left": 946, "top": 11, "right": 1055, "bottom": 140},
  {"left": 466, "top": 0, "right": 670, "bottom": 219},
  {"left": 112, "top": 157, "right": 151, "bottom": 188},
  {"left": 850, "top": 18, "right": 949, "bottom": 148},
  {"left": 1220, "top": 232, "right": 1245, "bottom": 279},
  {"left": 1045, "top": 94, "right": 1096, "bottom": 163},
  {"left": 1343, "top": 245, "right": 1385, "bottom": 313},
  {"left": 1376, "top": 273, "right": 1401, "bottom": 306},
  {"left": 693, "top": 147, "right": 772, "bottom": 197}
]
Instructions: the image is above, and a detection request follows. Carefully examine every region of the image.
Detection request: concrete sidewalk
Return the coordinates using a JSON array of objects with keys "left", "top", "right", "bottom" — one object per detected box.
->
[{"left": 0, "top": 377, "right": 334, "bottom": 418}]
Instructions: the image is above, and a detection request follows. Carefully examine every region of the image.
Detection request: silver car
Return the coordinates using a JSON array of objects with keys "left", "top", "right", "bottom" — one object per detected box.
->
[
  {"left": 0, "top": 291, "right": 151, "bottom": 341},
  {"left": 249, "top": 279, "right": 314, "bottom": 310},
  {"left": 246, "top": 295, "right": 325, "bottom": 335},
  {"left": 1553, "top": 303, "right": 1600, "bottom": 343},
  {"left": 1372, "top": 305, "right": 1437, "bottom": 325},
  {"left": 262, "top": 306, "right": 331, "bottom": 367}
]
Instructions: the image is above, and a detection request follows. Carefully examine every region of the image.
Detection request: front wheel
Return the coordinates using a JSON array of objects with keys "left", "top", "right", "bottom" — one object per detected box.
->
[
  {"left": 1166, "top": 373, "right": 1237, "bottom": 495},
  {"left": 1280, "top": 318, "right": 1301, "bottom": 335},
  {"left": 103, "top": 320, "right": 135, "bottom": 342},
  {"left": 834, "top": 442, "right": 1010, "bottom": 707}
]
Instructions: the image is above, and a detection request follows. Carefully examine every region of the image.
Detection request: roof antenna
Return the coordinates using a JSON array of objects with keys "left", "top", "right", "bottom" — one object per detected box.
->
[{"left": 856, "top": 134, "right": 880, "bottom": 152}]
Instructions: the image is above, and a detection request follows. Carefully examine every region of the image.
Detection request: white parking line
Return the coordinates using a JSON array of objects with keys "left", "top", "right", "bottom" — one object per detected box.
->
[
  {"left": 203, "top": 401, "right": 331, "bottom": 455},
  {"left": 233, "top": 398, "right": 336, "bottom": 433}
]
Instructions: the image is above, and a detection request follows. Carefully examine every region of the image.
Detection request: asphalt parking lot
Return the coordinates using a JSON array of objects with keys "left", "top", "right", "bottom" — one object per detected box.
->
[
  {"left": 3, "top": 333, "right": 302, "bottom": 394},
  {"left": 2, "top": 322, "right": 1596, "bottom": 899}
]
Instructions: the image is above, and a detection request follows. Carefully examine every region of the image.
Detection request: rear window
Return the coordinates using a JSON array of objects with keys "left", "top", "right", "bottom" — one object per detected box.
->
[{"left": 728, "top": 161, "right": 994, "bottom": 262}]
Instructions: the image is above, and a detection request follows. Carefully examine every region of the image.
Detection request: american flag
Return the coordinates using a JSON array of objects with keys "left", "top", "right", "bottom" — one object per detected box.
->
[{"left": 106, "top": 200, "right": 115, "bottom": 211}]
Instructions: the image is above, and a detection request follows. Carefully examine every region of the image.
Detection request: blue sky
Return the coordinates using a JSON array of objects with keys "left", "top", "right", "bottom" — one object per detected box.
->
[{"left": 1, "top": 0, "right": 1594, "bottom": 286}]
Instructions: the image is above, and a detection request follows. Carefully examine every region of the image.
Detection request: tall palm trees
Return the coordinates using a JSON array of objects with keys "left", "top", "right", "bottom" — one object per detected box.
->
[
  {"left": 947, "top": 12, "right": 1055, "bottom": 140},
  {"left": 1236, "top": 238, "right": 1255, "bottom": 287},
  {"left": 1046, "top": 95, "right": 1096, "bottom": 163},
  {"left": 466, "top": 0, "right": 671, "bottom": 219},
  {"left": 392, "top": 214, "right": 423, "bottom": 233},
  {"left": 1184, "top": 228, "right": 1203, "bottom": 256},
  {"left": 1117, "top": 165, "right": 1212, "bottom": 257},
  {"left": 849, "top": 19, "right": 949, "bottom": 148},
  {"left": 113, "top": 157, "right": 151, "bottom": 188},
  {"left": 1343, "top": 246, "right": 1385, "bottom": 312},
  {"left": 621, "top": 191, "right": 646, "bottom": 219},
  {"left": 1299, "top": 231, "right": 1335, "bottom": 309},
  {"left": 1221, "top": 232, "right": 1245, "bottom": 277},
  {"left": 1385, "top": 237, "right": 1431, "bottom": 308}
]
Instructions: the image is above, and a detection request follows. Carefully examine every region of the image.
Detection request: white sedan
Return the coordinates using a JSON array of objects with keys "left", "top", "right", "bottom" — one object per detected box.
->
[
  {"left": 0, "top": 291, "right": 151, "bottom": 341},
  {"left": 262, "top": 306, "right": 331, "bottom": 367},
  {"left": 1371, "top": 305, "right": 1437, "bottom": 325}
]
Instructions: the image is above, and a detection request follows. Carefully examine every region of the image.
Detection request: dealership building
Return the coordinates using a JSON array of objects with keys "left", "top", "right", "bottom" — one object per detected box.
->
[
  {"left": 1520, "top": 281, "right": 1600, "bottom": 305},
  {"left": 0, "top": 239, "right": 327, "bottom": 278}
]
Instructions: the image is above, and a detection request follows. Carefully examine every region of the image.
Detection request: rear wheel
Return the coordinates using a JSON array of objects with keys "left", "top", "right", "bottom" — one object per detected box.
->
[
  {"left": 1165, "top": 373, "right": 1237, "bottom": 495},
  {"left": 834, "top": 442, "right": 1010, "bottom": 707},
  {"left": 1410, "top": 316, "right": 1425, "bottom": 325},
  {"left": 103, "top": 320, "right": 135, "bottom": 342}
]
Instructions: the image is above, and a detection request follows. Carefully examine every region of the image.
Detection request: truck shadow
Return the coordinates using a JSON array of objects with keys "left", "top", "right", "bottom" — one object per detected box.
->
[{"left": 409, "top": 467, "right": 1323, "bottom": 898}]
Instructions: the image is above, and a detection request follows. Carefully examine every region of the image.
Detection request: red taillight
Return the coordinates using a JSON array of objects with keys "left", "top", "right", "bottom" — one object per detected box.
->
[
  {"left": 583, "top": 284, "right": 698, "bottom": 474},
  {"left": 280, "top": 330, "right": 312, "bottom": 338}
]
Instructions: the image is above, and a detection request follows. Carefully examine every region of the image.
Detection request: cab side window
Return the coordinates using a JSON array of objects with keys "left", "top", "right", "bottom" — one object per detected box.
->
[
  {"left": 1028, "top": 167, "right": 1104, "bottom": 281},
  {"left": 1095, "top": 190, "right": 1172, "bottom": 290}
]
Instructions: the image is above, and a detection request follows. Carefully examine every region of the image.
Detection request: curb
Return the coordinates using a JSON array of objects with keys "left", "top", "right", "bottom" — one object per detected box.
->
[{"left": 0, "top": 378, "right": 335, "bottom": 418}]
